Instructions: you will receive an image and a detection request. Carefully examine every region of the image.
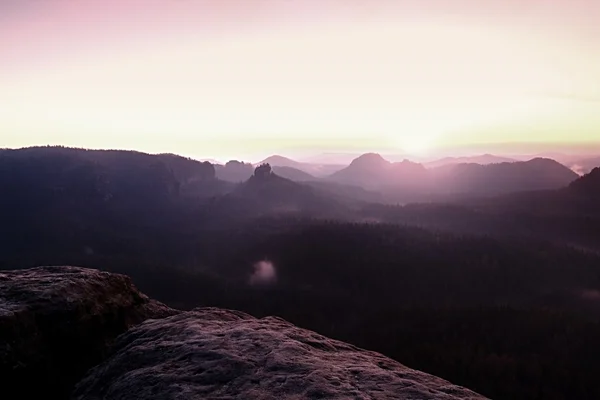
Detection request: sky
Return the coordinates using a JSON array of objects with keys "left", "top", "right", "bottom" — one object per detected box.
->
[{"left": 1, "top": 0, "right": 600, "bottom": 162}]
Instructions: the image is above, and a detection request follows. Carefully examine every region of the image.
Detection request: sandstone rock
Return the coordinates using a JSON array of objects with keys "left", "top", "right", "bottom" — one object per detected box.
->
[
  {"left": 0, "top": 266, "right": 177, "bottom": 399},
  {"left": 74, "top": 307, "right": 487, "bottom": 400}
]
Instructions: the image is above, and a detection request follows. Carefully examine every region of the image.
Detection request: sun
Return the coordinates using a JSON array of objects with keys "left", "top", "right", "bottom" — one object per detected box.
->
[
  {"left": 383, "top": 121, "right": 442, "bottom": 157},
  {"left": 386, "top": 132, "right": 438, "bottom": 157},
  {"left": 400, "top": 137, "right": 434, "bottom": 155}
]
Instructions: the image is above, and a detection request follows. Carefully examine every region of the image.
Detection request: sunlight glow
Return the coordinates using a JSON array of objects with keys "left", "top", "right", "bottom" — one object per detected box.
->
[
  {"left": 1, "top": 1, "right": 599, "bottom": 159},
  {"left": 396, "top": 136, "right": 436, "bottom": 156}
]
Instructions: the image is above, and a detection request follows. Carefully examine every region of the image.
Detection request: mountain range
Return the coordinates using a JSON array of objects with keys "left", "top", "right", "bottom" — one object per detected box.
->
[
  {"left": 255, "top": 153, "right": 580, "bottom": 199},
  {"left": 0, "top": 147, "right": 587, "bottom": 208},
  {"left": 325, "top": 153, "right": 578, "bottom": 200},
  {"left": 424, "top": 154, "right": 517, "bottom": 168},
  {"left": 258, "top": 155, "right": 345, "bottom": 177},
  {"left": 327, "top": 153, "right": 429, "bottom": 190}
]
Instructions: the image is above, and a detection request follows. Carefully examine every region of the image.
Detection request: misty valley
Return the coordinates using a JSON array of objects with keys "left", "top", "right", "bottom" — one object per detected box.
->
[{"left": 1, "top": 146, "right": 600, "bottom": 399}]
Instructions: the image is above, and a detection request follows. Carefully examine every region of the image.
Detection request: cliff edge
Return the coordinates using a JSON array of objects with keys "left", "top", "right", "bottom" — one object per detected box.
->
[
  {"left": 74, "top": 307, "right": 486, "bottom": 399},
  {"left": 1, "top": 266, "right": 486, "bottom": 399}
]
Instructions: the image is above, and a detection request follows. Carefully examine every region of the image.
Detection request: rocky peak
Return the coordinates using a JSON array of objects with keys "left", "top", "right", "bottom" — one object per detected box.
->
[
  {"left": 349, "top": 153, "right": 390, "bottom": 170},
  {"left": 254, "top": 163, "right": 273, "bottom": 180}
]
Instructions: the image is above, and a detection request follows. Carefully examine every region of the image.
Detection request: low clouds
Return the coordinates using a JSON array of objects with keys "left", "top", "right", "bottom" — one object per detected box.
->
[{"left": 249, "top": 260, "right": 277, "bottom": 286}]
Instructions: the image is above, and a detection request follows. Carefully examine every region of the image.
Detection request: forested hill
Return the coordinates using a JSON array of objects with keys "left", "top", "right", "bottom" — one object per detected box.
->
[{"left": 569, "top": 167, "right": 600, "bottom": 198}]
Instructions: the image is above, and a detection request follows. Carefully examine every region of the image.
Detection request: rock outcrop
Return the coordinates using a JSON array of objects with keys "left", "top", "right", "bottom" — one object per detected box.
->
[
  {"left": 0, "top": 266, "right": 177, "bottom": 399},
  {"left": 254, "top": 163, "right": 273, "bottom": 179},
  {"left": 74, "top": 308, "right": 487, "bottom": 400},
  {"left": 1, "top": 266, "right": 486, "bottom": 399}
]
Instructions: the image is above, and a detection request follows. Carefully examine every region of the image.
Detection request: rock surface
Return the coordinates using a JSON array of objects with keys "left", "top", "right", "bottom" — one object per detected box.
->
[
  {"left": 0, "top": 266, "right": 177, "bottom": 399},
  {"left": 74, "top": 308, "right": 487, "bottom": 400}
]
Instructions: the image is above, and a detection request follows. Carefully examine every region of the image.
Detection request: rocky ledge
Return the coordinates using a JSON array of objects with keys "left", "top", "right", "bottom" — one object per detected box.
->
[
  {"left": 1, "top": 266, "right": 486, "bottom": 399},
  {"left": 74, "top": 308, "right": 486, "bottom": 400},
  {"left": 0, "top": 266, "right": 177, "bottom": 399}
]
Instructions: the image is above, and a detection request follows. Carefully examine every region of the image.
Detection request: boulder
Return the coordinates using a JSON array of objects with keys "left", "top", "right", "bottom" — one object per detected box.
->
[
  {"left": 0, "top": 266, "right": 177, "bottom": 399},
  {"left": 74, "top": 307, "right": 486, "bottom": 400}
]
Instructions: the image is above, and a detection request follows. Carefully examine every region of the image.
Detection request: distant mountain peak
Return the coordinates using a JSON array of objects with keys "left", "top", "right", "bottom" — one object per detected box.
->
[
  {"left": 258, "top": 155, "right": 301, "bottom": 168},
  {"left": 349, "top": 153, "right": 390, "bottom": 168},
  {"left": 355, "top": 152, "right": 386, "bottom": 160},
  {"left": 425, "top": 154, "right": 517, "bottom": 169},
  {"left": 328, "top": 153, "right": 427, "bottom": 189},
  {"left": 226, "top": 160, "right": 252, "bottom": 167},
  {"left": 525, "top": 157, "right": 571, "bottom": 167},
  {"left": 398, "top": 158, "right": 419, "bottom": 165},
  {"left": 526, "top": 157, "right": 554, "bottom": 163},
  {"left": 391, "top": 159, "right": 427, "bottom": 171},
  {"left": 260, "top": 155, "right": 292, "bottom": 162}
]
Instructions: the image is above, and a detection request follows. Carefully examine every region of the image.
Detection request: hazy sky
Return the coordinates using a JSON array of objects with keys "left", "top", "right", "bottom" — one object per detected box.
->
[{"left": 1, "top": 0, "right": 600, "bottom": 161}]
